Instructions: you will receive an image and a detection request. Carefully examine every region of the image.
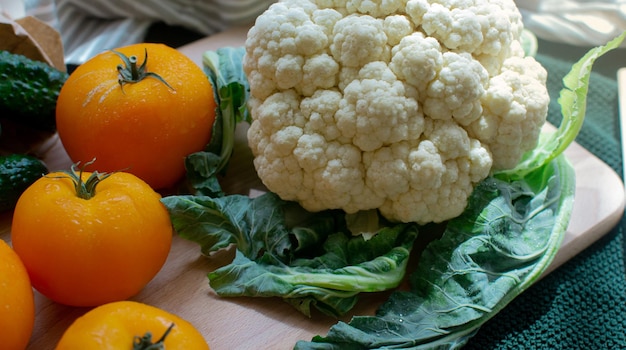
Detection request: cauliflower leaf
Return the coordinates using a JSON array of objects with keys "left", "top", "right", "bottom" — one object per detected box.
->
[
  {"left": 161, "top": 192, "right": 418, "bottom": 317},
  {"left": 184, "top": 47, "right": 251, "bottom": 197},
  {"left": 295, "top": 153, "right": 574, "bottom": 349}
]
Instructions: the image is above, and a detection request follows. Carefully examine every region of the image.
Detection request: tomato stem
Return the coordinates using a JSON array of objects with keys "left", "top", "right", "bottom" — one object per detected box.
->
[
  {"left": 129, "top": 55, "right": 140, "bottom": 80},
  {"left": 133, "top": 323, "right": 175, "bottom": 350},
  {"left": 113, "top": 48, "right": 175, "bottom": 93},
  {"left": 50, "top": 159, "right": 112, "bottom": 200}
]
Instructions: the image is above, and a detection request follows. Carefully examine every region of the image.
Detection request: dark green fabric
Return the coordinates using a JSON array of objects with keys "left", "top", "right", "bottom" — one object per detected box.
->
[{"left": 465, "top": 54, "right": 626, "bottom": 349}]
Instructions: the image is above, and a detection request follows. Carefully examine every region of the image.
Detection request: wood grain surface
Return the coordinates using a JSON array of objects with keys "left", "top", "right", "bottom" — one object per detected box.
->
[{"left": 1, "top": 27, "right": 624, "bottom": 350}]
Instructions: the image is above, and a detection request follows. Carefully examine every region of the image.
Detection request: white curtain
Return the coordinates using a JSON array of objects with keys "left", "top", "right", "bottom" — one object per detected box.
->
[
  {"left": 15, "top": 0, "right": 626, "bottom": 65},
  {"left": 515, "top": 0, "right": 626, "bottom": 46}
]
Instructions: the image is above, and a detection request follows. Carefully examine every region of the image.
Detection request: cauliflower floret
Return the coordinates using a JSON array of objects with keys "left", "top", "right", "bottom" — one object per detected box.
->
[
  {"left": 390, "top": 32, "right": 442, "bottom": 92},
  {"left": 330, "top": 15, "right": 390, "bottom": 67},
  {"left": 421, "top": 51, "right": 489, "bottom": 125},
  {"left": 383, "top": 15, "right": 414, "bottom": 45},
  {"left": 245, "top": 0, "right": 549, "bottom": 224},
  {"left": 346, "top": 0, "right": 406, "bottom": 17},
  {"left": 336, "top": 62, "right": 421, "bottom": 151},
  {"left": 301, "top": 89, "right": 344, "bottom": 141},
  {"left": 301, "top": 54, "right": 340, "bottom": 96},
  {"left": 365, "top": 121, "right": 492, "bottom": 223},
  {"left": 244, "top": 1, "right": 332, "bottom": 99},
  {"left": 406, "top": 0, "right": 523, "bottom": 59},
  {"left": 469, "top": 55, "right": 549, "bottom": 169}
]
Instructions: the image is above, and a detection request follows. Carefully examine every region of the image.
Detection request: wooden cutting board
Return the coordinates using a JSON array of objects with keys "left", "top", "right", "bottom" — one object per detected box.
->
[{"left": 1, "top": 27, "right": 624, "bottom": 350}]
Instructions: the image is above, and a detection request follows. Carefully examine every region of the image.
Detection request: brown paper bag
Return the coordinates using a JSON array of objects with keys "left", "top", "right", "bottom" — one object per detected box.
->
[{"left": 0, "top": 13, "right": 65, "bottom": 71}]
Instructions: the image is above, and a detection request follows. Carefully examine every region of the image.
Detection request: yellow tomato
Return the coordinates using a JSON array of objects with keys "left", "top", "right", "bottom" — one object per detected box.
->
[
  {"left": 0, "top": 239, "right": 35, "bottom": 350},
  {"left": 11, "top": 163, "right": 173, "bottom": 307},
  {"left": 55, "top": 301, "right": 210, "bottom": 350},
  {"left": 56, "top": 43, "right": 216, "bottom": 190}
]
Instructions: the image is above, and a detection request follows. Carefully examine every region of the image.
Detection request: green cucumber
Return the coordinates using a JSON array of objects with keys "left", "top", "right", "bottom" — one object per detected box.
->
[
  {"left": 0, "top": 154, "right": 48, "bottom": 211},
  {"left": 0, "top": 50, "right": 69, "bottom": 131}
]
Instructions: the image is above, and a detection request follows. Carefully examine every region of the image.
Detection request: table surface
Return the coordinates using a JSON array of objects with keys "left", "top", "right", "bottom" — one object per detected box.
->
[{"left": 2, "top": 27, "right": 625, "bottom": 350}]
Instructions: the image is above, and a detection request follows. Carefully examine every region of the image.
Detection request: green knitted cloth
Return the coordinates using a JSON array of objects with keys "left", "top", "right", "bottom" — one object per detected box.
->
[{"left": 465, "top": 54, "right": 626, "bottom": 348}]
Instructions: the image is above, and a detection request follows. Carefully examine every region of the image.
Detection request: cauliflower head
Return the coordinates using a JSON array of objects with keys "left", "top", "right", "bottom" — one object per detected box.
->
[{"left": 244, "top": 0, "right": 550, "bottom": 224}]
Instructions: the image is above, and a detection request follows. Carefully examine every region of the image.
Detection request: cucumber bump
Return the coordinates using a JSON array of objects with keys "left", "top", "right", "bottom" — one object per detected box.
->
[{"left": 0, "top": 50, "right": 68, "bottom": 131}]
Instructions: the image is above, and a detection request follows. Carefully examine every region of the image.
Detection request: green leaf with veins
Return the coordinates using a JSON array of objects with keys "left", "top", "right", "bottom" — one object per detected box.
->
[
  {"left": 162, "top": 31, "right": 625, "bottom": 350},
  {"left": 161, "top": 192, "right": 418, "bottom": 317},
  {"left": 296, "top": 153, "right": 575, "bottom": 349}
]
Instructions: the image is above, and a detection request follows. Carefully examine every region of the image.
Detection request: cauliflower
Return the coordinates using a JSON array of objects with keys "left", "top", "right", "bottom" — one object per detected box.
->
[{"left": 243, "top": 0, "right": 550, "bottom": 224}]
